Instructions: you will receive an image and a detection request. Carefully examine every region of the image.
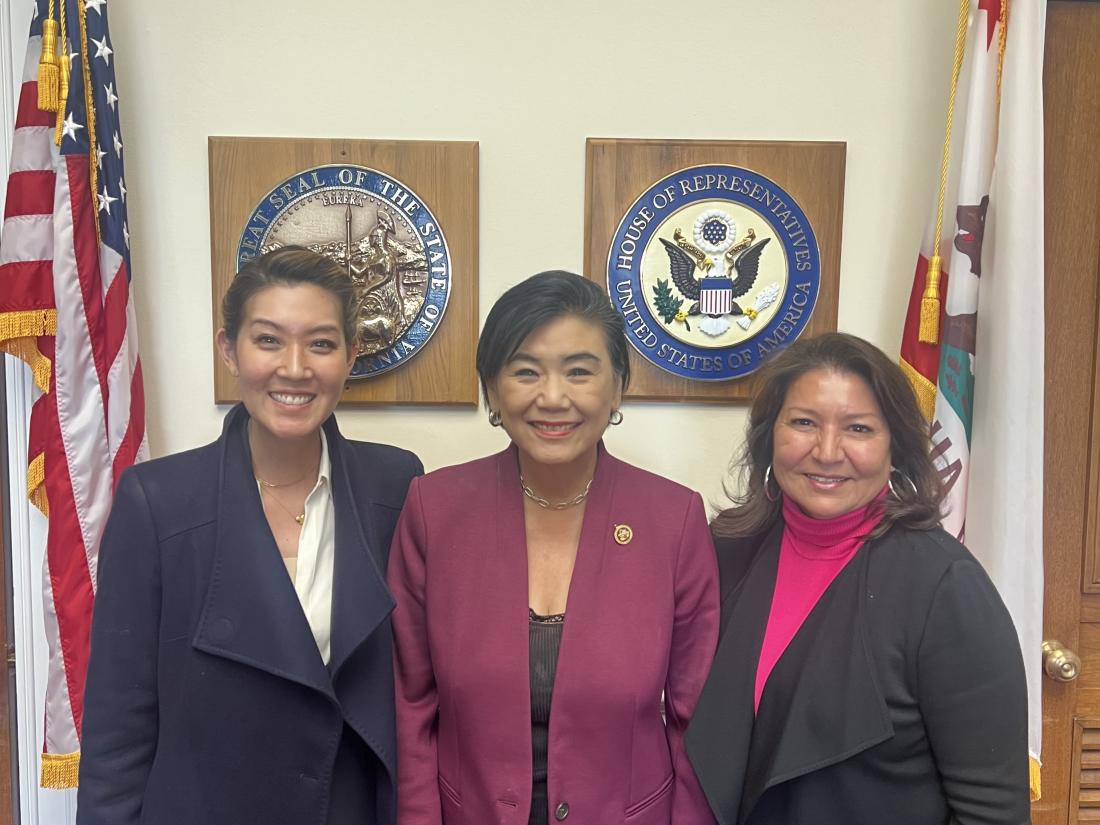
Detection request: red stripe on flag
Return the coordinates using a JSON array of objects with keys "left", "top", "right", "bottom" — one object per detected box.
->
[
  {"left": 4, "top": 170, "right": 55, "bottom": 218},
  {"left": 16, "top": 81, "right": 54, "bottom": 128},
  {"left": 0, "top": 260, "right": 55, "bottom": 312},
  {"left": 899, "top": 254, "right": 951, "bottom": 386},
  {"left": 65, "top": 156, "right": 109, "bottom": 401},
  {"left": 37, "top": 340, "right": 94, "bottom": 736},
  {"left": 100, "top": 261, "right": 128, "bottom": 371},
  {"left": 112, "top": 361, "right": 145, "bottom": 488}
]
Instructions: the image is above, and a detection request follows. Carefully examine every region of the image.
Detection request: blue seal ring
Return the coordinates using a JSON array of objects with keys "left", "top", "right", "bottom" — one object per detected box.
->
[
  {"left": 605, "top": 164, "right": 821, "bottom": 381},
  {"left": 236, "top": 164, "right": 452, "bottom": 379}
]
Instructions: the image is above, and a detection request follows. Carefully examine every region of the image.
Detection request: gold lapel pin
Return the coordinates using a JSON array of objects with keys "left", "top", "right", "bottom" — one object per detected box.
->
[{"left": 613, "top": 524, "right": 633, "bottom": 546}]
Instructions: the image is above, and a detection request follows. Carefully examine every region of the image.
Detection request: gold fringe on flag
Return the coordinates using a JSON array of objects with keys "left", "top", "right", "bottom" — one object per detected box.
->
[
  {"left": 37, "top": 5, "right": 60, "bottom": 113},
  {"left": 1030, "top": 755, "right": 1041, "bottom": 801},
  {"left": 0, "top": 309, "right": 57, "bottom": 393},
  {"left": 27, "top": 452, "right": 48, "bottom": 517},
  {"left": 899, "top": 357, "right": 937, "bottom": 423},
  {"left": 40, "top": 751, "right": 80, "bottom": 789},
  {"left": 920, "top": 0, "right": 972, "bottom": 344}
]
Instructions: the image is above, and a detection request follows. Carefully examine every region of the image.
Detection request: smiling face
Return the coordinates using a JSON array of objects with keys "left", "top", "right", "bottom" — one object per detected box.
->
[
  {"left": 487, "top": 315, "right": 623, "bottom": 484},
  {"left": 771, "top": 368, "right": 892, "bottom": 519},
  {"left": 216, "top": 283, "right": 355, "bottom": 446}
]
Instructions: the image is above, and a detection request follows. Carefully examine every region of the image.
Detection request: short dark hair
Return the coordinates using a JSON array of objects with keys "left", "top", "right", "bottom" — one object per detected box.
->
[
  {"left": 476, "top": 271, "right": 631, "bottom": 404},
  {"left": 712, "top": 332, "right": 945, "bottom": 539},
  {"left": 221, "top": 246, "right": 358, "bottom": 346}
]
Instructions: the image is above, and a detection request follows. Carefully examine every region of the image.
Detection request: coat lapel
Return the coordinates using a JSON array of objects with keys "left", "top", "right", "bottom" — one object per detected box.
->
[
  {"left": 685, "top": 523, "right": 781, "bottom": 825},
  {"left": 193, "top": 406, "right": 334, "bottom": 698},
  {"left": 686, "top": 525, "right": 896, "bottom": 825},
  {"left": 326, "top": 420, "right": 396, "bottom": 679},
  {"left": 738, "top": 538, "right": 894, "bottom": 822}
]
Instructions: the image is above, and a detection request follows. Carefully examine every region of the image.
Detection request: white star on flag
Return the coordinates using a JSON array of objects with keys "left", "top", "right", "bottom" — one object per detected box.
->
[
  {"left": 96, "top": 144, "right": 106, "bottom": 168},
  {"left": 61, "top": 113, "right": 83, "bottom": 141},
  {"left": 91, "top": 35, "right": 112, "bottom": 64},
  {"left": 112, "top": 130, "right": 122, "bottom": 156},
  {"left": 104, "top": 82, "right": 118, "bottom": 110},
  {"left": 119, "top": 178, "right": 126, "bottom": 201},
  {"left": 123, "top": 222, "right": 130, "bottom": 247},
  {"left": 97, "top": 188, "right": 117, "bottom": 215},
  {"left": 85, "top": 0, "right": 106, "bottom": 14}
]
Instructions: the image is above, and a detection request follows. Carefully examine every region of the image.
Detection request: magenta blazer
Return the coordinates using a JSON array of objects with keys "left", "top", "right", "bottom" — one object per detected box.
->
[{"left": 388, "top": 444, "right": 719, "bottom": 825}]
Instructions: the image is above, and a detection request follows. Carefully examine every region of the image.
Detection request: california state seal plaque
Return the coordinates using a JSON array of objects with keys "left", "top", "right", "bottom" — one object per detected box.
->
[
  {"left": 606, "top": 164, "right": 821, "bottom": 381},
  {"left": 237, "top": 164, "right": 452, "bottom": 379}
]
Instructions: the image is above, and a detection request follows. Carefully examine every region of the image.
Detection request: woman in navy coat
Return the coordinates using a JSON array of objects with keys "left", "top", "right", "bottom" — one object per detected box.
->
[{"left": 76, "top": 247, "right": 421, "bottom": 825}]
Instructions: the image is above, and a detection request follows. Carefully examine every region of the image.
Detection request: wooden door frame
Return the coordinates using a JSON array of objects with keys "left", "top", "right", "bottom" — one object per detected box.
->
[{"left": 1037, "top": 2, "right": 1100, "bottom": 823}]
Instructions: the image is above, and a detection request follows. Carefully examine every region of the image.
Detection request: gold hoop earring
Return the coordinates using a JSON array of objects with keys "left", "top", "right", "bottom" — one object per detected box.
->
[
  {"left": 888, "top": 466, "right": 918, "bottom": 499},
  {"left": 763, "top": 465, "right": 780, "bottom": 503}
]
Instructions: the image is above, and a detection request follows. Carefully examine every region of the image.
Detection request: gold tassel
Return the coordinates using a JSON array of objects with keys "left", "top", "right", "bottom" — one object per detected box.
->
[
  {"left": 53, "top": 55, "right": 70, "bottom": 144},
  {"left": 918, "top": 255, "right": 941, "bottom": 344},
  {"left": 37, "top": 18, "right": 60, "bottom": 113}
]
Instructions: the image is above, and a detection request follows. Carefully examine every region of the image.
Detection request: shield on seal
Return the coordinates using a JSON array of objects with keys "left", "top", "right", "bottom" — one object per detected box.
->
[{"left": 698, "top": 276, "right": 733, "bottom": 316}]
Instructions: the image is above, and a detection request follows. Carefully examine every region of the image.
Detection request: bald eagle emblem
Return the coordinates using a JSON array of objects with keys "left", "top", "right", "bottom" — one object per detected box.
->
[{"left": 651, "top": 210, "right": 779, "bottom": 337}]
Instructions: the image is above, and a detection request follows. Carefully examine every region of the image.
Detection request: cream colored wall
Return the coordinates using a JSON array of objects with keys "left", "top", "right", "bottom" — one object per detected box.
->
[{"left": 109, "top": 0, "right": 954, "bottom": 511}]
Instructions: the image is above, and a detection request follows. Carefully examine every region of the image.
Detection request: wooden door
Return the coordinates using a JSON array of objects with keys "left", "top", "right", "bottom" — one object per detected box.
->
[{"left": 1036, "top": 3, "right": 1100, "bottom": 823}]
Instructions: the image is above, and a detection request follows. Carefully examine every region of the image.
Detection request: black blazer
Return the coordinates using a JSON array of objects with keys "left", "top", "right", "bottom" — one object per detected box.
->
[
  {"left": 76, "top": 405, "right": 422, "bottom": 825},
  {"left": 685, "top": 522, "right": 1031, "bottom": 825}
]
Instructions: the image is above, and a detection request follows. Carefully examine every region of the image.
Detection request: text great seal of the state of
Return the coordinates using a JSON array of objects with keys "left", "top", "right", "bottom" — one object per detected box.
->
[{"left": 237, "top": 164, "right": 452, "bottom": 379}]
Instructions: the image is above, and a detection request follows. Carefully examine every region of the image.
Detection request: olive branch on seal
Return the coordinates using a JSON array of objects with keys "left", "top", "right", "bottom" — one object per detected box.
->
[{"left": 652, "top": 278, "right": 690, "bottom": 331}]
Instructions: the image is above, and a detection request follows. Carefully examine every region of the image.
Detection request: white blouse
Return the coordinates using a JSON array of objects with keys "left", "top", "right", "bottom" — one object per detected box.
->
[{"left": 274, "top": 431, "right": 335, "bottom": 665}]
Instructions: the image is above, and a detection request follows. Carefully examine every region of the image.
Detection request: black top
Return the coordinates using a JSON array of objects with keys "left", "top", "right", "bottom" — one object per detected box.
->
[
  {"left": 685, "top": 525, "right": 1031, "bottom": 825},
  {"left": 528, "top": 609, "right": 564, "bottom": 825}
]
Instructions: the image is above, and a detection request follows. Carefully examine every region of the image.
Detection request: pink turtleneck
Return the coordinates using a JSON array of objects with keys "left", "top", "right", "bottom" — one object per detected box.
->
[{"left": 753, "top": 491, "right": 886, "bottom": 713}]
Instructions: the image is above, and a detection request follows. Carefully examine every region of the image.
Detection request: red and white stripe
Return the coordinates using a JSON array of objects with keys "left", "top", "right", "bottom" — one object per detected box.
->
[{"left": 1, "top": 29, "right": 146, "bottom": 767}]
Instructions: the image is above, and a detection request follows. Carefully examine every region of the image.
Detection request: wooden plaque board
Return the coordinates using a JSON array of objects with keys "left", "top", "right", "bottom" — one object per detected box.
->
[
  {"left": 584, "top": 138, "right": 844, "bottom": 403},
  {"left": 209, "top": 136, "right": 479, "bottom": 406}
]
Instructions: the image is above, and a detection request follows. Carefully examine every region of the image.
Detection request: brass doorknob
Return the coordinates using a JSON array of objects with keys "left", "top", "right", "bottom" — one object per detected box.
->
[{"left": 1042, "top": 639, "right": 1081, "bottom": 682}]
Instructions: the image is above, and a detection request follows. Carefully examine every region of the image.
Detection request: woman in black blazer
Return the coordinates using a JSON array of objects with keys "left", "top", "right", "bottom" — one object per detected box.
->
[
  {"left": 685, "top": 333, "right": 1030, "bottom": 825},
  {"left": 76, "top": 247, "right": 421, "bottom": 825}
]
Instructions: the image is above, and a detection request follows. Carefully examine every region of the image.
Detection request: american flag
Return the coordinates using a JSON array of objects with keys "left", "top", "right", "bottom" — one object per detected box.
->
[{"left": 0, "top": 0, "right": 146, "bottom": 788}]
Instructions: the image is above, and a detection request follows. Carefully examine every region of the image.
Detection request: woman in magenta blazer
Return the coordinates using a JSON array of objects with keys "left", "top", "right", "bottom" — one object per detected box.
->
[{"left": 388, "top": 271, "right": 719, "bottom": 825}]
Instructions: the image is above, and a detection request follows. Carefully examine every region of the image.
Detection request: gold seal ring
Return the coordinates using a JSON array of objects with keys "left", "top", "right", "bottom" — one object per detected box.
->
[{"left": 613, "top": 524, "right": 633, "bottom": 545}]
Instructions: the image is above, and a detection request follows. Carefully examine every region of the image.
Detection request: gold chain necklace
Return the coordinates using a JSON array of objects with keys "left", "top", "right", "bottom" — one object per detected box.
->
[
  {"left": 257, "top": 478, "right": 306, "bottom": 526},
  {"left": 519, "top": 476, "right": 593, "bottom": 510}
]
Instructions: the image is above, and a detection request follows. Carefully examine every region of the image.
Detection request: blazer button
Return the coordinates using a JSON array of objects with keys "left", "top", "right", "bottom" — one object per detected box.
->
[{"left": 554, "top": 802, "right": 570, "bottom": 821}]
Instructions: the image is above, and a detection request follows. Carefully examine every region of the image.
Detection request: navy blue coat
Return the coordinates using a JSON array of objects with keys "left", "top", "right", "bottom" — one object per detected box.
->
[{"left": 76, "top": 405, "right": 422, "bottom": 825}]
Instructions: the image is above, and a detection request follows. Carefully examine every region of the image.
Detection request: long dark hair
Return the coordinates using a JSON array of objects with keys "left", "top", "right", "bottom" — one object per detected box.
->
[
  {"left": 476, "top": 270, "right": 630, "bottom": 403},
  {"left": 711, "top": 332, "right": 945, "bottom": 539}
]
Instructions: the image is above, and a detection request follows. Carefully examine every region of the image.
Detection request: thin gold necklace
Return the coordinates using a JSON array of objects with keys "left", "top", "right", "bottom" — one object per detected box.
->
[
  {"left": 255, "top": 472, "right": 311, "bottom": 489},
  {"left": 520, "top": 475, "right": 593, "bottom": 510},
  {"left": 257, "top": 484, "right": 305, "bottom": 530}
]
